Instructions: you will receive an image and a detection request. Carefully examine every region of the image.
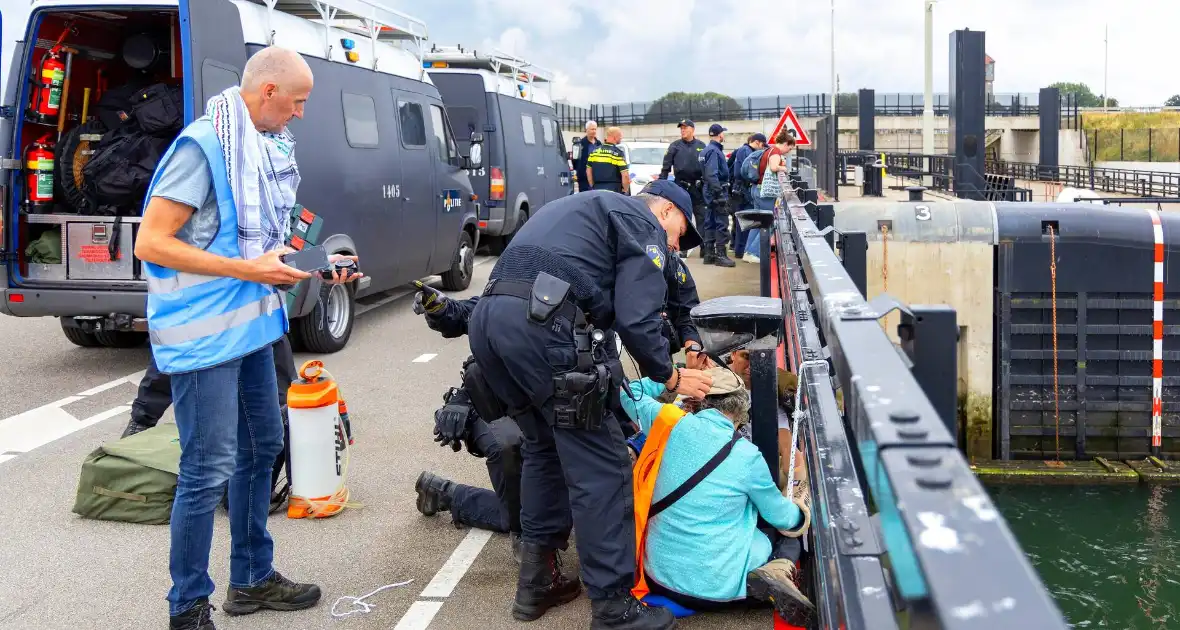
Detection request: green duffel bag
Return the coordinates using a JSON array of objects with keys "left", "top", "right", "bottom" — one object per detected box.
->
[{"left": 72, "top": 423, "right": 181, "bottom": 525}]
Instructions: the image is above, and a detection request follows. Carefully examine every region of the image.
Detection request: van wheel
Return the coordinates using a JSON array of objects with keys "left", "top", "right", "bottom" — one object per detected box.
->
[
  {"left": 293, "top": 282, "right": 355, "bottom": 353},
  {"left": 440, "top": 230, "right": 475, "bottom": 291},
  {"left": 61, "top": 320, "right": 102, "bottom": 348},
  {"left": 95, "top": 330, "right": 148, "bottom": 348}
]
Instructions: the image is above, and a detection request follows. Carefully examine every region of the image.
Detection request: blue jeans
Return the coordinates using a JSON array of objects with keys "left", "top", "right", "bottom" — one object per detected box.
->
[{"left": 167, "top": 344, "right": 285, "bottom": 615}]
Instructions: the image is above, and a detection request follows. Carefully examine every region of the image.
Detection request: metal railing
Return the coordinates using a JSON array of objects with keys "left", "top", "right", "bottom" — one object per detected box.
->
[
  {"left": 771, "top": 172, "right": 1068, "bottom": 629},
  {"left": 986, "top": 159, "right": 1180, "bottom": 198}
]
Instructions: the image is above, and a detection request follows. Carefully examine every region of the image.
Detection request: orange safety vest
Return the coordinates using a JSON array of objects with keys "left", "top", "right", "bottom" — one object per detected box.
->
[{"left": 631, "top": 403, "right": 687, "bottom": 600}]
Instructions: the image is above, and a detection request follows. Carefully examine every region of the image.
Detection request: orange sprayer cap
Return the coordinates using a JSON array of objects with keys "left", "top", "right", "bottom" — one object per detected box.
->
[{"left": 289, "top": 360, "right": 338, "bottom": 409}]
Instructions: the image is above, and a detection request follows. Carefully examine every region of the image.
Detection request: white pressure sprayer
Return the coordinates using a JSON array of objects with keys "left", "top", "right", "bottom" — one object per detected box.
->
[{"left": 286, "top": 360, "right": 360, "bottom": 519}]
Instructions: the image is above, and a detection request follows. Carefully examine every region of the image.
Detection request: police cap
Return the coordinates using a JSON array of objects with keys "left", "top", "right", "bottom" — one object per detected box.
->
[
  {"left": 751, "top": 132, "right": 768, "bottom": 144},
  {"left": 677, "top": 119, "right": 695, "bottom": 129},
  {"left": 708, "top": 123, "right": 727, "bottom": 136},
  {"left": 640, "top": 180, "right": 702, "bottom": 251}
]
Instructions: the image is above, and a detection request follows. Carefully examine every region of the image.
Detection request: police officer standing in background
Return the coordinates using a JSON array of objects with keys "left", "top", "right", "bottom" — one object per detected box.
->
[
  {"left": 657, "top": 120, "right": 706, "bottom": 258},
  {"left": 467, "top": 179, "right": 714, "bottom": 630},
  {"left": 727, "top": 133, "right": 766, "bottom": 260},
  {"left": 585, "top": 127, "right": 631, "bottom": 194},
  {"left": 572, "top": 120, "right": 602, "bottom": 193},
  {"left": 700, "top": 123, "right": 735, "bottom": 267}
]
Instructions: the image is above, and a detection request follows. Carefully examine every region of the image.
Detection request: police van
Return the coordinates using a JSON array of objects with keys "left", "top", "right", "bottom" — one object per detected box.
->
[
  {"left": 0, "top": 0, "right": 485, "bottom": 353},
  {"left": 424, "top": 46, "right": 571, "bottom": 254}
]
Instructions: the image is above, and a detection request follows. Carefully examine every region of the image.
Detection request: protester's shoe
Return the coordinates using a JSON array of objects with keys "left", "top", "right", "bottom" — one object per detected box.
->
[
  {"left": 590, "top": 594, "right": 676, "bottom": 629},
  {"left": 510, "top": 531, "right": 524, "bottom": 564},
  {"left": 121, "top": 418, "right": 152, "bottom": 439},
  {"left": 415, "top": 471, "right": 454, "bottom": 516},
  {"left": 169, "top": 598, "right": 216, "bottom": 630},
  {"left": 512, "top": 543, "right": 582, "bottom": 621},
  {"left": 713, "top": 245, "right": 736, "bottom": 268},
  {"left": 747, "top": 559, "right": 815, "bottom": 627},
  {"left": 222, "top": 571, "right": 322, "bottom": 616}
]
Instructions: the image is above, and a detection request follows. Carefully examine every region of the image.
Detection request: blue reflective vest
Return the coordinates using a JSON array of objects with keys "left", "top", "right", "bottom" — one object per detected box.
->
[{"left": 142, "top": 118, "right": 288, "bottom": 375}]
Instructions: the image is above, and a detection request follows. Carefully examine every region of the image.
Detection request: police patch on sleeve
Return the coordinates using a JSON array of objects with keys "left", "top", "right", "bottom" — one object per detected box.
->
[
  {"left": 645, "top": 244, "right": 664, "bottom": 270},
  {"left": 676, "top": 265, "right": 687, "bottom": 284}
]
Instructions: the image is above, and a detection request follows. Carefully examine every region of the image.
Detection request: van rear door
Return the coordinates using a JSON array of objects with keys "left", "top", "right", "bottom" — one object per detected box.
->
[{"left": 181, "top": 0, "right": 248, "bottom": 120}]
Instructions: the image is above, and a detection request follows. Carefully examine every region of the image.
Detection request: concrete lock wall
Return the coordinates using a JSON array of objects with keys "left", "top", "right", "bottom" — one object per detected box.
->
[{"left": 833, "top": 200, "right": 996, "bottom": 462}]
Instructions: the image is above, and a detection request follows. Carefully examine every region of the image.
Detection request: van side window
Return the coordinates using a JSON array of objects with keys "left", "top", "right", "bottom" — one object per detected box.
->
[
  {"left": 541, "top": 117, "right": 555, "bottom": 146},
  {"left": 398, "top": 99, "right": 427, "bottom": 149},
  {"left": 556, "top": 127, "right": 568, "bottom": 159},
  {"left": 521, "top": 114, "right": 536, "bottom": 145},
  {"left": 341, "top": 92, "right": 379, "bottom": 149},
  {"left": 429, "top": 104, "right": 459, "bottom": 165}
]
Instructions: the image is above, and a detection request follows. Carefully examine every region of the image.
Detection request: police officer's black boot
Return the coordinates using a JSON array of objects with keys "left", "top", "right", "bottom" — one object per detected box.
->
[
  {"left": 590, "top": 593, "right": 676, "bottom": 630},
  {"left": 512, "top": 542, "right": 582, "bottom": 621},
  {"left": 713, "top": 243, "right": 736, "bottom": 268},
  {"left": 414, "top": 471, "right": 454, "bottom": 517},
  {"left": 701, "top": 240, "right": 716, "bottom": 265}
]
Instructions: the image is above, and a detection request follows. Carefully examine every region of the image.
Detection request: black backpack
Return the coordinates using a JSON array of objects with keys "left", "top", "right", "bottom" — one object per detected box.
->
[{"left": 81, "top": 125, "right": 170, "bottom": 213}]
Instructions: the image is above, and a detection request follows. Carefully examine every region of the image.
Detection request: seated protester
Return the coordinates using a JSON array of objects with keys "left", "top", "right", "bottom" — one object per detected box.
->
[
  {"left": 728, "top": 348, "right": 806, "bottom": 484},
  {"left": 620, "top": 367, "right": 814, "bottom": 626}
]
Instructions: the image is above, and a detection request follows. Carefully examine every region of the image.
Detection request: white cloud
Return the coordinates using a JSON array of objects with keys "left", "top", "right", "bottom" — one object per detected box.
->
[{"left": 410, "top": 0, "right": 1180, "bottom": 107}]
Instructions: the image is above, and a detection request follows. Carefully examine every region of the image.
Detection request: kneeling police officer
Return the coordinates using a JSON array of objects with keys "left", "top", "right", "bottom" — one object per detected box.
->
[{"left": 466, "top": 180, "right": 713, "bottom": 629}]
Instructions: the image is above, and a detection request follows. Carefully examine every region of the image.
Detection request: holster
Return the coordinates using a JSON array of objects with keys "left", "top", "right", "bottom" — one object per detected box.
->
[{"left": 552, "top": 362, "right": 610, "bottom": 431}]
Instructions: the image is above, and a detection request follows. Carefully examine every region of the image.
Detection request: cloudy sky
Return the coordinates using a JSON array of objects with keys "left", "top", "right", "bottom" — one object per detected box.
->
[{"left": 402, "top": 0, "right": 1176, "bottom": 107}]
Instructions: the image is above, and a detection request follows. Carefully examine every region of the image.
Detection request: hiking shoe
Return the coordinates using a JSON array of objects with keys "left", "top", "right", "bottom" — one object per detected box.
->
[
  {"left": 747, "top": 559, "right": 814, "bottom": 627},
  {"left": 121, "top": 418, "right": 153, "bottom": 439},
  {"left": 222, "top": 571, "right": 321, "bottom": 616},
  {"left": 590, "top": 594, "right": 676, "bottom": 629},
  {"left": 170, "top": 598, "right": 215, "bottom": 630},
  {"left": 510, "top": 531, "right": 523, "bottom": 564},
  {"left": 512, "top": 542, "right": 581, "bottom": 621},
  {"left": 415, "top": 471, "right": 454, "bottom": 516}
]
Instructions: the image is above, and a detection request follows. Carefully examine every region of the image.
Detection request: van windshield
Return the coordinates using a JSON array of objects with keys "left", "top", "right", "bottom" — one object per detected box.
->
[
  {"left": 628, "top": 148, "right": 665, "bottom": 165},
  {"left": 446, "top": 106, "right": 479, "bottom": 150}
]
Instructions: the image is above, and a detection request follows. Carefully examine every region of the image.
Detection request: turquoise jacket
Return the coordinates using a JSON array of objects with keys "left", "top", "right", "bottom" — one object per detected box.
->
[{"left": 620, "top": 378, "right": 802, "bottom": 602}]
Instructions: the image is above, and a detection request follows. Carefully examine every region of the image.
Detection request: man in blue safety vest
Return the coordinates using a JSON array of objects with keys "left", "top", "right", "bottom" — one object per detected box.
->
[{"left": 135, "top": 46, "right": 360, "bottom": 630}]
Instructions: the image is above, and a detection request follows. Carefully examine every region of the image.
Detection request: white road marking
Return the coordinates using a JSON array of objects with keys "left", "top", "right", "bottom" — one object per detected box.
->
[
  {"left": 393, "top": 529, "right": 493, "bottom": 628},
  {"left": 412, "top": 353, "right": 438, "bottom": 363},
  {"left": 392, "top": 601, "right": 444, "bottom": 630},
  {"left": 418, "top": 529, "right": 494, "bottom": 598},
  {"left": 0, "top": 371, "right": 143, "bottom": 465}
]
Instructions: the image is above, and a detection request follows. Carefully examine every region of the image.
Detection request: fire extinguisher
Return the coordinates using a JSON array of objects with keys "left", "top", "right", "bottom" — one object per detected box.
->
[
  {"left": 28, "top": 48, "right": 66, "bottom": 125},
  {"left": 24, "top": 135, "right": 55, "bottom": 212}
]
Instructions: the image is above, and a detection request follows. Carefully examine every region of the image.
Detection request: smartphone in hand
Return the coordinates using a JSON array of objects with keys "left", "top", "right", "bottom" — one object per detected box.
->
[{"left": 280, "top": 245, "right": 331, "bottom": 274}]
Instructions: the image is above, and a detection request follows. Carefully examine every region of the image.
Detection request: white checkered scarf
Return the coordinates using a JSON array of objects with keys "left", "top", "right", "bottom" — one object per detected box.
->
[{"left": 205, "top": 86, "right": 300, "bottom": 260}]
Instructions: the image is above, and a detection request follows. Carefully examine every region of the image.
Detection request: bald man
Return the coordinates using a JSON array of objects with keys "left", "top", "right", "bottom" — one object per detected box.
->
[{"left": 136, "top": 46, "right": 358, "bottom": 630}]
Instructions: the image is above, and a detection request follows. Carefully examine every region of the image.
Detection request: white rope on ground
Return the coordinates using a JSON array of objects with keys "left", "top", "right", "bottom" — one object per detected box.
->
[
  {"left": 330, "top": 579, "right": 415, "bottom": 619},
  {"left": 786, "top": 360, "right": 827, "bottom": 492}
]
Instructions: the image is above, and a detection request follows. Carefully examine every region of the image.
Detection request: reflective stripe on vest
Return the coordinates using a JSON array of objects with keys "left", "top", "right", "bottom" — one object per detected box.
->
[
  {"left": 143, "top": 118, "right": 288, "bottom": 375},
  {"left": 631, "top": 403, "right": 687, "bottom": 601}
]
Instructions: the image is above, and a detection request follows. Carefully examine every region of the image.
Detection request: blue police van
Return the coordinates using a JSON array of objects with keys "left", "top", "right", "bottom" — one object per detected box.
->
[
  {"left": 424, "top": 46, "right": 572, "bottom": 254},
  {"left": 0, "top": 0, "right": 484, "bottom": 353}
]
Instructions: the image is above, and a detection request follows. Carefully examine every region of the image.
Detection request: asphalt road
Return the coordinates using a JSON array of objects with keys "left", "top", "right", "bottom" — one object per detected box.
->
[{"left": 0, "top": 253, "right": 772, "bottom": 630}]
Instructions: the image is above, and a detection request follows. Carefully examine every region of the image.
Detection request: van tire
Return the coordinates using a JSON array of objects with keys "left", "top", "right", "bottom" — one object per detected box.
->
[
  {"left": 484, "top": 207, "right": 528, "bottom": 255},
  {"left": 440, "top": 230, "right": 474, "bottom": 291},
  {"left": 292, "top": 282, "right": 355, "bottom": 354},
  {"left": 61, "top": 321, "right": 102, "bottom": 348},
  {"left": 95, "top": 330, "right": 149, "bottom": 348}
]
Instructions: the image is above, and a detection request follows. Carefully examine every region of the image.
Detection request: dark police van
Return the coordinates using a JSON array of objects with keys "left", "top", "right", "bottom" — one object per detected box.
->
[
  {"left": 424, "top": 46, "right": 571, "bottom": 254},
  {"left": 0, "top": 0, "right": 484, "bottom": 353}
]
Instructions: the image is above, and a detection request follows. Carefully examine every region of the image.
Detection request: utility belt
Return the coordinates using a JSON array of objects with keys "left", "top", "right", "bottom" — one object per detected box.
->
[{"left": 483, "top": 273, "right": 622, "bottom": 431}]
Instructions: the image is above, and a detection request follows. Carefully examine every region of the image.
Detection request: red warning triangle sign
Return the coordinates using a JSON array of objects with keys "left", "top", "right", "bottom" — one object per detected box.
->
[{"left": 769, "top": 105, "right": 811, "bottom": 147}]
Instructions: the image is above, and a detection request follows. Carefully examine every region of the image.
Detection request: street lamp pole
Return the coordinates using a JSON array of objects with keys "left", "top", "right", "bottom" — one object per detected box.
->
[{"left": 923, "top": 0, "right": 935, "bottom": 185}]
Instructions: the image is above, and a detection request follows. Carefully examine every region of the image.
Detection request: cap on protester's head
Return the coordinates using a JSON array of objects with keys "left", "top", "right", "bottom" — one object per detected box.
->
[
  {"left": 640, "top": 180, "right": 702, "bottom": 251},
  {"left": 704, "top": 367, "right": 745, "bottom": 396},
  {"left": 677, "top": 119, "right": 695, "bottom": 129},
  {"left": 708, "top": 123, "right": 727, "bottom": 136}
]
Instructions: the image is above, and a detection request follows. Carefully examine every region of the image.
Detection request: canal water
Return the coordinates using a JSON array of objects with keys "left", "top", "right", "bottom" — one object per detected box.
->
[{"left": 988, "top": 484, "right": 1180, "bottom": 629}]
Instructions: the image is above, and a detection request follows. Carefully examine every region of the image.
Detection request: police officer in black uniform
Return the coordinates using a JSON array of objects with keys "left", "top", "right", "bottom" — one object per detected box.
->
[
  {"left": 585, "top": 126, "right": 631, "bottom": 194},
  {"left": 466, "top": 180, "right": 714, "bottom": 629},
  {"left": 657, "top": 120, "right": 707, "bottom": 258}
]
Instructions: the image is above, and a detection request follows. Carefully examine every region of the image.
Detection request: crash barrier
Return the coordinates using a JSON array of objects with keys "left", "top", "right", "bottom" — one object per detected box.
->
[{"left": 768, "top": 175, "right": 1068, "bottom": 629}]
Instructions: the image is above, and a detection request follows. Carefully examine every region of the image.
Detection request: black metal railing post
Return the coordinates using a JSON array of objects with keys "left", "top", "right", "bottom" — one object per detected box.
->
[{"left": 898, "top": 306, "right": 960, "bottom": 441}]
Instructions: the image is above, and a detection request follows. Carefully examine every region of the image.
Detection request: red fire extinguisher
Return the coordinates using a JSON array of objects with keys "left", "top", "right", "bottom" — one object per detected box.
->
[
  {"left": 24, "top": 135, "right": 55, "bottom": 211},
  {"left": 28, "top": 49, "right": 66, "bottom": 125}
]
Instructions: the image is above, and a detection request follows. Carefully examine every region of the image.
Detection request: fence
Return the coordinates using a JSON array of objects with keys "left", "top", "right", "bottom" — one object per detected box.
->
[
  {"left": 986, "top": 160, "right": 1180, "bottom": 198},
  {"left": 1085, "top": 128, "right": 1180, "bottom": 162},
  {"left": 554, "top": 92, "right": 1080, "bottom": 129},
  {"left": 771, "top": 171, "right": 1068, "bottom": 628}
]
